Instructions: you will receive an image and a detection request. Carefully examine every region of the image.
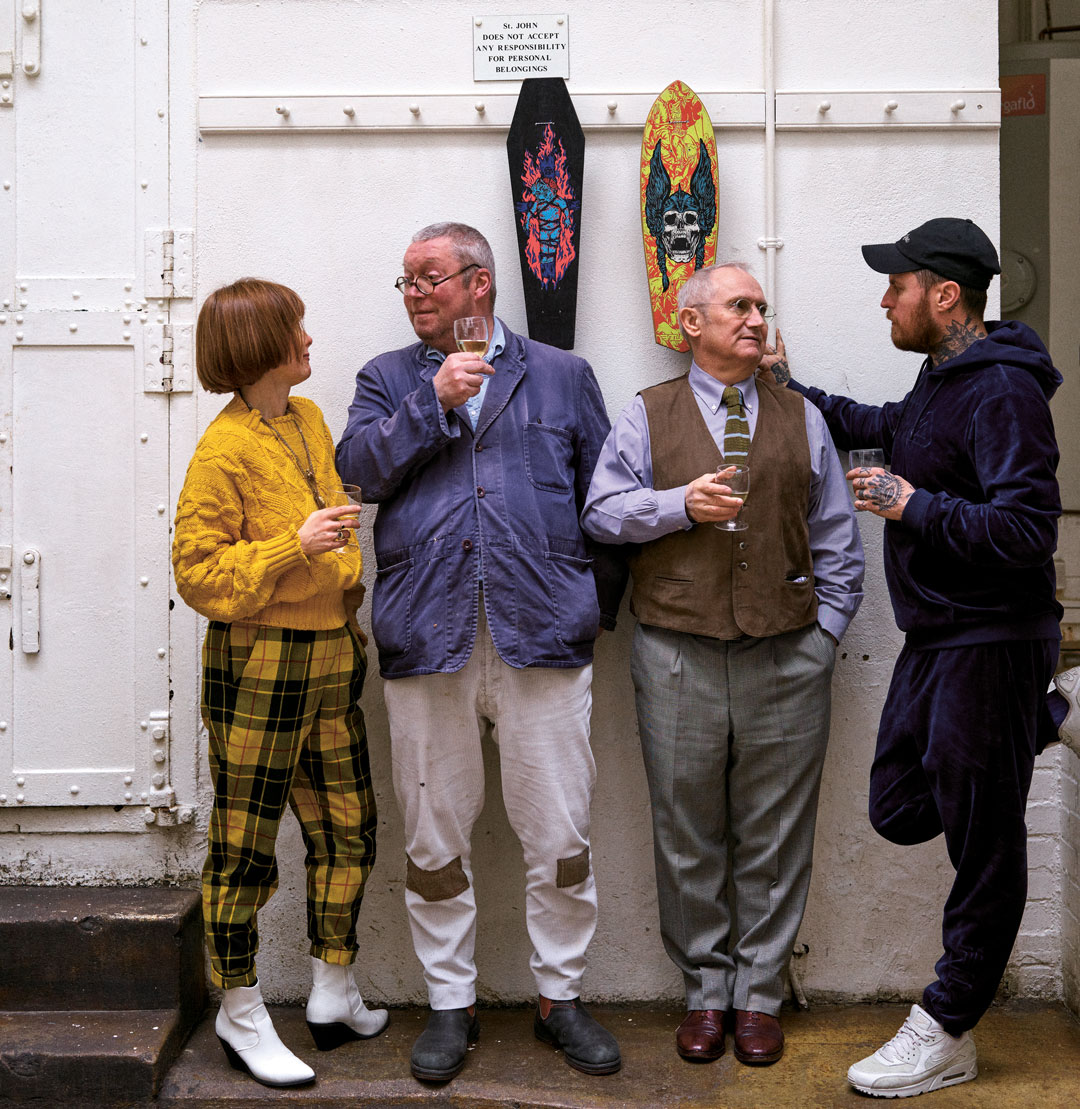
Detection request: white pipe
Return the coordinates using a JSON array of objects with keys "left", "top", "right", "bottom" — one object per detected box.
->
[{"left": 762, "top": 0, "right": 778, "bottom": 337}]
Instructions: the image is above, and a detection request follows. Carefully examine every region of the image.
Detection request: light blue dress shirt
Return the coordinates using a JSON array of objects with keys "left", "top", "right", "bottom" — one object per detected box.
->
[{"left": 580, "top": 363, "right": 865, "bottom": 641}]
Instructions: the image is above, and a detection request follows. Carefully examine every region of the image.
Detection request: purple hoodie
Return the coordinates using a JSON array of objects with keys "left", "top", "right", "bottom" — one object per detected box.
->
[{"left": 791, "top": 320, "right": 1063, "bottom": 647}]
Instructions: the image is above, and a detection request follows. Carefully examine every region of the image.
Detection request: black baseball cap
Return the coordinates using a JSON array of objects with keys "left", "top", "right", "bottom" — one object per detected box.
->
[{"left": 861, "top": 218, "right": 1001, "bottom": 290}]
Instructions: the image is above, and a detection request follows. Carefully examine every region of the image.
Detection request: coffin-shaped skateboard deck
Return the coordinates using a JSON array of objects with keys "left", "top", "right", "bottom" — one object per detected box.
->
[
  {"left": 507, "top": 77, "right": 584, "bottom": 350},
  {"left": 641, "top": 80, "right": 719, "bottom": 351}
]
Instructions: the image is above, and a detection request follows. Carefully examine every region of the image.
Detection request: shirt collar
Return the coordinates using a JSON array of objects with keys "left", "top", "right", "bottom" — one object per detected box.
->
[
  {"left": 423, "top": 316, "right": 506, "bottom": 365},
  {"left": 688, "top": 362, "right": 758, "bottom": 415}
]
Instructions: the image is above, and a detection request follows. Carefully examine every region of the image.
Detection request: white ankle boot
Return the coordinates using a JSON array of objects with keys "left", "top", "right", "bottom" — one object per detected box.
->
[
  {"left": 215, "top": 981, "right": 315, "bottom": 1087},
  {"left": 306, "top": 956, "right": 390, "bottom": 1050}
]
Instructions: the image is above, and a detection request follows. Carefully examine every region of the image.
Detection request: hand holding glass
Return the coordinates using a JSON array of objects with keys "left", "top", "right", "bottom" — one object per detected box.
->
[
  {"left": 714, "top": 464, "right": 749, "bottom": 531},
  {"left": 329, "top": 484, "right": 362, "bottom": 545},
  {"left": 454, "top": 316, "right": 489, "bottom": 357}
]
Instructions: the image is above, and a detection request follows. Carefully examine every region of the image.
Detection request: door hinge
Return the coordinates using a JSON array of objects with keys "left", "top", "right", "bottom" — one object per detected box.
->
[
  {"left": 144, "top": 322, "right": 193, "bottom": 393},
  {"left": 144, "top": 229, "right": 194, "bottom": 299}
]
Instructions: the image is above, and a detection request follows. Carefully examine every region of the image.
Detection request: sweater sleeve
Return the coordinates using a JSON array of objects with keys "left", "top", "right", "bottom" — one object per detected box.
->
[{"left": 172, "top": 447, "right": 309, "bottom": 622}]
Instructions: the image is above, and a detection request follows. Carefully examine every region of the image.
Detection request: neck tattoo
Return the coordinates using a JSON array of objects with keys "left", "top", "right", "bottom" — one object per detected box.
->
[{"left": 930, "top": 315, "right": 986, "bottom": 367}]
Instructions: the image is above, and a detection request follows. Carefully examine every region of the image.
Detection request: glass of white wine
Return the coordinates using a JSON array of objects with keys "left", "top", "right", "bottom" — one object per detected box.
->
[
  {"left": 330, "top": 484, "right": 362, "bottom": 546},
  {"left": 454, "top": 315, "right": 490, "bottom": 357},
  {"left": 714, "top": 464, "right": 749, "bottom": 532}
]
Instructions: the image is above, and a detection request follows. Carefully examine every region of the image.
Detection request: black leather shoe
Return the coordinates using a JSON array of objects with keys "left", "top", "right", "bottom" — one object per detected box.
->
[
  {"left": 534, "top": 997, "right": 621, "bottom": 1075},
  {"left": 410, "top": 1007, "right": 479, "bottom": 1082}
]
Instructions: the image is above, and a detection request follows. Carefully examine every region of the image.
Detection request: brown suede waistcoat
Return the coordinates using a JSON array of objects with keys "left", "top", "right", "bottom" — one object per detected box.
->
[{"left": 628, "top": 373, "right": 817, "bottom": 639}]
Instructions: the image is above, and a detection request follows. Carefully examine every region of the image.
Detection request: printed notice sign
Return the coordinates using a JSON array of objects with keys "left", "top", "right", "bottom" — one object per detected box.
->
[{"left": 473, "top": 14, "right": 569, "bottom": 81}]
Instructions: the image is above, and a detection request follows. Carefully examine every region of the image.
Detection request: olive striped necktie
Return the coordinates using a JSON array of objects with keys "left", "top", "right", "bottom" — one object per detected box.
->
[{"left": 722, "top": 386, "right": 750, "bottom": 462}]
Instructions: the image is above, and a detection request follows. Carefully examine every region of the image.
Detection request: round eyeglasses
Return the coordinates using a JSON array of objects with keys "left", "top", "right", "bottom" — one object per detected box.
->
[
  {"left": 691, "top": 298, "right": 776, "bottom": 322},
  {"left": 394, "top": 263, "right": 479, "bottom": 296}
]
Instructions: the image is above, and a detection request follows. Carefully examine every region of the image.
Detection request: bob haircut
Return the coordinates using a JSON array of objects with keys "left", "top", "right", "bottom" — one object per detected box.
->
[{"left": 196, "top": 278, "right": 305, "bottom": 394}]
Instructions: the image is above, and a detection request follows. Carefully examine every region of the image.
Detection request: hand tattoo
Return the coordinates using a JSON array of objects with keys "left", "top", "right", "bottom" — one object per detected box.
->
[
  {"left": 866, "top": 472, "right": 902, "bottom": 509},
  {"left": 770, "top": 357, "right": 791, "bottom": 384}
]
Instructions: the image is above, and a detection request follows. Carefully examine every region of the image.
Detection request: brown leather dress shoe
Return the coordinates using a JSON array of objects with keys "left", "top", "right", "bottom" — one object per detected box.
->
[
  {"left": 676, "top": 1009, "right": 726, "bottom": 1061},
  {"left": 733, "top": 1009, "right": 784, "bottom": 1065}
]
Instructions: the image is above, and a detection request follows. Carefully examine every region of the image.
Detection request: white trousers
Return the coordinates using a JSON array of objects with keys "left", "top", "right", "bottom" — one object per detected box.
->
[{"left": 384, "top": 605, "right": 598, "bottom": 1009}]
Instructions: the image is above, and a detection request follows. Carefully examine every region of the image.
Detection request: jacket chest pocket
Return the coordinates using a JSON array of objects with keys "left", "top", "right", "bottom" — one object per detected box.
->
[{"left": 523, "top": 422, "right": 574, "bottom": 492}]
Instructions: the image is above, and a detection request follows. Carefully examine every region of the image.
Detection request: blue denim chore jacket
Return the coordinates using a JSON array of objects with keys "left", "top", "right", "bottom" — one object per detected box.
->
[{"left": 336, "top": 322, "right": 627, "bottom": 679}]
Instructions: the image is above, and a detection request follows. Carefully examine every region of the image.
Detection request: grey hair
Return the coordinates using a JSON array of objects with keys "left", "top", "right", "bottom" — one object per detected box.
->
[
  {"left": 677, "top": 262, "right": 753, "bottom": 339},
  {"left": 411, "top": 222, "right": 497, "bottom": 304}
]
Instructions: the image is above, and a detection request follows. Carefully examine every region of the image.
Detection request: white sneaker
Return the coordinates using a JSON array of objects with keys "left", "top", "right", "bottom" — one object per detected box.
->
[
  {"left": 1055, "top": 666, "right": 1080, "bottom": 756},
  {"left": 847, "top": 1004, "right": 977, "bottom": 1098}
]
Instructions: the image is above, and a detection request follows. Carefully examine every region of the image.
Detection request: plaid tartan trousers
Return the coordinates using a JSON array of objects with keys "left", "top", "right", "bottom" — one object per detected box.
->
[{"left": 200, "top": 620, "right": 377, "bottom": 988}]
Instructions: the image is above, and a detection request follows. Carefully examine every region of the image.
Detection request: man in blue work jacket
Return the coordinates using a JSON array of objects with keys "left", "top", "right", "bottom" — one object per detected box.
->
[{"left": 337, "top": 222, "right": 626, "bottom": 1084}]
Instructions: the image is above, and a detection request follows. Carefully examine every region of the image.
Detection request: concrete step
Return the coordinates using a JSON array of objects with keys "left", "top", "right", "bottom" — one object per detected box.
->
[
  {"left": 0, "top": 1009, "right": 185, "bottom": 1105},
  {"left": 157, "top": 1000, "right": 1080, "bottom": 1108},
  {"left": 0, "top": 886, "right": 204, "bottom": 1012},
  {"left": 0, "top": 886, "right": 207, "bottom": 1105}
]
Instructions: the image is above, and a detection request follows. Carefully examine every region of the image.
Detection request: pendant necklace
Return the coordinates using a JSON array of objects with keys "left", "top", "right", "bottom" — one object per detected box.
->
[{"left": 259, "top": 410, "right": 326, "bottom": 509}]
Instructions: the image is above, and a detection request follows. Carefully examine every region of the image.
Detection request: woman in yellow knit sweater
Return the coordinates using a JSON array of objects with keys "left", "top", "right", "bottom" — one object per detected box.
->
[{"left": 173, "top": 279, "right": 386, "bottom": 1088}]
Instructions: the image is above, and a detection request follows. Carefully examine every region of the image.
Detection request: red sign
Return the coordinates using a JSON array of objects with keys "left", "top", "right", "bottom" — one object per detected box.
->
[{"left": 1001, "top": 73, "right": 1046, "bottom": 117}]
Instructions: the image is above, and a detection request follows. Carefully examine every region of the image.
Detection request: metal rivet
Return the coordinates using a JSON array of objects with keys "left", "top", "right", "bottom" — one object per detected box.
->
[
  {"left": 0, "top": 722, "right": 7, "bottom": 730},
  {"left": 16, "top": 777, "right": 24, "bottom": 787},
  {"left": 19, "top": 299, "right": 26, "bottom": 307},
  {"left": 14, "top": 314, "right": 23, "bottom": 324},
  {"left": 124, "top": 792, "right": 132, "bottom": 801},
  {"left": 156, "top": 504, "right": 166, "bottom": 514},
  {"left": 72, "top": 291, "right": 80, "bottom": 300},
  {"left": 275, "top": 104, "right": 290, "bottom": 118},
  {"left": 157, "top": 108, "right": 165, "bottom": 118},
  {"left": 818, "top": 100, "right": 831, "bottom": 113},
  {"left": 951, "top": 99, "right": 966, "bottom": 112},
  {"left": 1, "top": 80, "right": 8, "bottom": 88},
  {"left": 140, "top": 721, "right": 148, "bottom": 730},
  {"left": 123, "top": 332, "right": 131, "bottom": 341},
  {"left": 343, "top": 105, "right": 355, "bottom": 117},
  {"left": 69, "top": 323, "right": 77, "bottom": 333},
  {"left": 140, "top": 180, "right": 148, "bottom": 189},
  {"left": 18, "top": 283, "right": 26, "bottom": 292},
  {"left": 156, "top": 647, "right": 166, "bottom": 658},
  {"left": 0, "top": 95, "right": 9, "bottom": 105},
  {"left": 0, "top": 316, "right": 5, "bottom": 325},
  {"left": 474, "top": 101, "right": 485, "bottom": 114},
  {"left": 124, "top": 283, "right": 132, "bottom": 292},
  {"left": 140, "top": 433, "right": 148, "bottom": 442},
  {"left": 70, "top": 785, "right": 79, "bottom": 795},
  {"left": 151, "top": 726, "right": 166, "bottom": 740},
  {"left": 156, "top": 314, "right": 165, "bottom": 323},
  {"left": 474, "top": 17, "right": 482, "bottom": 25},
  {"left": 153, "top": 750, "right": 165, "bottom": 763},
  {"left": 143, "top": 808, "right": 155, "bottom": 822},
  {"left": 152, "top": 773, "right": 164, "bottom": 788},
  {"left": 0, "top": 796, "right": 6, "bottom": 804},
  {"left": 409, "top": 103, "right": 420, "bottom": 116},
  {"left": 885, "top": 100, "right": 898, "bottom": 113},
  {"left": 123, "top": 316, "right": 131, "bottom": 324},
  {"left": 556, "top": 16, "right": 564, "bottom": 24},
  {"left": 14, "top": 331, "right": 23, "bottom": 341},
  {"left": 140, "top": 37, "right": 147, "bottom": 46},
  {"left": 2, "top": 182, "right": 9, "bottom": 190},
  {"left": 0, "top": 435, "right": 5, "bottom": 444},
  {"left": 15, "top": 794, "right": 24, "bottom": 803},
  {"left": 141, "top": 792, "right": 148, "bottom": 801},
  {"left": 22, "top": 552, "right": 34, "bottom": 565},
  {"left": 139, "top": 576, "right": 149, "bottom": 586},
  {"left": 607, "top": 100, "right": 618, "bottom": 113},
  {"left": 124, "top": 775, "right": 133, "bottom": 785}
]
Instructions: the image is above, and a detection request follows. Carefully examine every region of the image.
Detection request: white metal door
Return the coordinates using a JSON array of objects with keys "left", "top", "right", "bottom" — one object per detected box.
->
[{"left": 0, "top": 1, "right": 186, "bottom": 816}]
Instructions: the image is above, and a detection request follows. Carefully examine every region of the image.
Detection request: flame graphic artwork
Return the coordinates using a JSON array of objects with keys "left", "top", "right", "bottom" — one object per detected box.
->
[{"left": 518, "top": 123, "right": 578, "bottom": 288}]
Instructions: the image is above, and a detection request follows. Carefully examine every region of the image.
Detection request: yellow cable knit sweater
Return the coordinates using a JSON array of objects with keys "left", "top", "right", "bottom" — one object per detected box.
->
[{"left": 172, "top": 394, "right": 361, "bottom": 629}]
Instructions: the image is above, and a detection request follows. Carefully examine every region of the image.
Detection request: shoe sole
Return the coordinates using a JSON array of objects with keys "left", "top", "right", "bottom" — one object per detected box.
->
[
  {"left": 217, "top": 1036, "right": 316, "bottom": 1088},
  {"left": 849, "top": 1060, "right": 978, "bottom": 1098},
  {"left": 307, "top": 1014, "right": 390, "bottom": 1051},
  {"left": 733, "top": 1045, "right": 783, "bottom": 1065}
]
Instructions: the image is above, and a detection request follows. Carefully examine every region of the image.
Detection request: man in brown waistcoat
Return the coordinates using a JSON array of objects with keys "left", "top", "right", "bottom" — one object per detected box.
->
[{"left": 582, "top": 263, "right": 863, "bottom": 1066}]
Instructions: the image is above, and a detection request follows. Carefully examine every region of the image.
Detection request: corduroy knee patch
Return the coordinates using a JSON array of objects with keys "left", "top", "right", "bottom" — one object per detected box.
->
[
  {"left": 556, "top": 847, "right": 590, "bottom": 888},
  {"left": 406, "top": 854, "right": 470, "bottom": 901}
]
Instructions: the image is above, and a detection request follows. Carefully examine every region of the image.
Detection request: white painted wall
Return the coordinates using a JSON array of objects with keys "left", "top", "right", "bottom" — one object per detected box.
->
[{"left": 6, "top": 0, "right": 1074, "bottom": 1013}]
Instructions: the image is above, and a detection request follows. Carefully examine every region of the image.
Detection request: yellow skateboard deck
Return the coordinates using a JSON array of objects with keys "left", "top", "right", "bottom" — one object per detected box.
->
[{"left": 641, "top": 81, "right": 719, "bottom": 351}]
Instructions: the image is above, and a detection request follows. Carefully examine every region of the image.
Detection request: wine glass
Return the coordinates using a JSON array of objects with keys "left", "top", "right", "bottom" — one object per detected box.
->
[
  {"left": 714, "top": 464, "right": 750, "bottom": 532},
  {"left": 454, "top": 316, "right": 490, "bottom": 358},
  {"left": 330, "top": 484, "right": 362, "bottom": 545}
]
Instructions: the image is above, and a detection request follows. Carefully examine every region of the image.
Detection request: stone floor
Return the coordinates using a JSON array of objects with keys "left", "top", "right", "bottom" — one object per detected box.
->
[{"left": 154, "top": 999, "right": 1080, "bottom": 1108}]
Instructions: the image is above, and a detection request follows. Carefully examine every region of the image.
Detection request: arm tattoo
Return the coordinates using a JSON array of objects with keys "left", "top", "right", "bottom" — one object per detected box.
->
[
  {"left": 868, "top": 473, "right": 902, "bottom": 509},
  {"left": 930, "top": 315, "right": 987, "bottom": 367}
]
